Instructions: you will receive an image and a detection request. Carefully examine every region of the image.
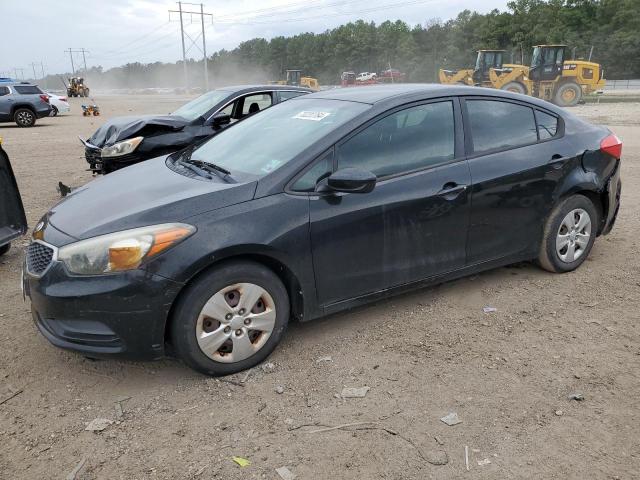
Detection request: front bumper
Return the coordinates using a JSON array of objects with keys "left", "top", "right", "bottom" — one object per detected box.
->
[
  {"left": 25, "top": 260, "right": 183, "bottom": 360},
  {"left": 84, "top": 145, "right": 143, "bottom": 174}
]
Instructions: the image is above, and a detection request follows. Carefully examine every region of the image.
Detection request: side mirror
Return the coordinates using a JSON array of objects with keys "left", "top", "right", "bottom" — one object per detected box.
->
[
  {"left": 212, "top": 112, "right": 231, "bottom": 128},
  {"left": 319, "top": 167, "right": 377, "bottom": 194}
]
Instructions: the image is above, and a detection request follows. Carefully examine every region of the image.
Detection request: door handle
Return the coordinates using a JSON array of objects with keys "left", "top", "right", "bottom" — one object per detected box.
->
[{"left": 437, "top": 182, "right": 467, "bottom": 198}]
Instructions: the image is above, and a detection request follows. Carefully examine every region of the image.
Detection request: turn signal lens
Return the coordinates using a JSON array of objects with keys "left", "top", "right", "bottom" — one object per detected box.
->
[{"left": 600, "top": 133, "right": 622, "bottom": 159}]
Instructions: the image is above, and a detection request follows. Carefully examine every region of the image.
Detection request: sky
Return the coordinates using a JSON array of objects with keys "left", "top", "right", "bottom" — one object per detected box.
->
[{"left": 0, "top": 0, "right": 509, "bottom": 78}]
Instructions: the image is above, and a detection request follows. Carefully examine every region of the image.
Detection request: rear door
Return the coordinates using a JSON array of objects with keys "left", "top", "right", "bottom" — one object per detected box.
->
[
  {"left": 462, "top": 97, "right": 567, "bottom": 263},
  {"left": 307, "top": 99, "right": 471, "bottom": 307},
  {"left": 0, "top": 144, "right": 28, "bottom": 246}
]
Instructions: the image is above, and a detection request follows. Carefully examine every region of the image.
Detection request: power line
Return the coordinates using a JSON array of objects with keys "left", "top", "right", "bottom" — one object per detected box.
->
[
  {"left": 215, "top": 0, "right": 365, "bottom": 22},
  {"left": 214, "top": 0, "right": 436, "bottom": 25}
]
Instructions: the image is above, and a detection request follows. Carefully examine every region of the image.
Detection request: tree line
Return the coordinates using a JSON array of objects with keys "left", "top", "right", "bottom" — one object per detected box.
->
[{"left": 46, "top": 0, "right": 640, "bottom": 90}]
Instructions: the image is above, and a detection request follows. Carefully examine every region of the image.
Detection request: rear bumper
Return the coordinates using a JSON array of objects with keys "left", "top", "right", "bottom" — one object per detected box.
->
[
  {"left": 602, "top": 160, "right": 621, "bottom": 235},
  {"left": 25, "top": 261, "right": 183, "bottom": 360}
]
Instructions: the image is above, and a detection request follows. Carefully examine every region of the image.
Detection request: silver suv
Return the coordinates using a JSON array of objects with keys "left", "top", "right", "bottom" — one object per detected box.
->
[{"left": 0, "top": 81, "right": 52, "bottom": 127}]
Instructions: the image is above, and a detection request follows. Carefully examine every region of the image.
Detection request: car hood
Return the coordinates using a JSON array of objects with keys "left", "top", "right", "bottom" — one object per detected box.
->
[
  {"left": 87, "top": 115, "right": 190, "bottom": 148},
  {"left": 47, "top": 156, "right": 257, "bottom": 242}
]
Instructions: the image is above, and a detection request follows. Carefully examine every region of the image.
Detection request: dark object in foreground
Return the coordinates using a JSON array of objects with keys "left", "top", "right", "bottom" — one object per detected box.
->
[
  {"left": 26, "top": 84, "right": 622, "bottom": 376},
  {"left": 82, "top": 85, "right": 311, "bottom": 174},
  {"left": 0, "top": 143, "right": 28, "bottom": 256}
]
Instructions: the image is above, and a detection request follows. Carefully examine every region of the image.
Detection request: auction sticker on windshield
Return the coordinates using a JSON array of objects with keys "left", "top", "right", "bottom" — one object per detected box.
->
[{"left": 293, "top": 111, "right": 331, "bottom": 121}]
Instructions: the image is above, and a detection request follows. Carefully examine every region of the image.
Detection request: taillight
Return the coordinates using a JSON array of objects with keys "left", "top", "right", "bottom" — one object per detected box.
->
[
  {"left": 600, "top": 133, "right": 622, "bottom": 159},
  {"left": 39, "top": 94, "right": 49, "bottom": 103},
  {"left": 60, "top": 97, "right": 67, "bottom": 102}
]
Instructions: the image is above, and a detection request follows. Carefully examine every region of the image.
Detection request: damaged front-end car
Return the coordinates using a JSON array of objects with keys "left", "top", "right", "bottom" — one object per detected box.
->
[{"left": 80, "top": 114, "right": 216, "bottom": 174}]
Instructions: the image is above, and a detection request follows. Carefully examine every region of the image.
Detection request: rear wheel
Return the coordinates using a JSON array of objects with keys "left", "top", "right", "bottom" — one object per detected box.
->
[
  {"left": 171, "top": 261, "right": 290, "bottom": 376},
  {"left": 0, "top": 243, "right": 10, "bottom": 257},
  {"left": 14, "top": 108, "right": 36, "bottom": 127},
  {"left": 538, "top": 195, "right": 598, "bottom": 273},
  {"left": 554, "top": 82, "right": 582, "bottom": 107},
  {"left": 501, "top": 81, "right": 526, "bottom": 94}
]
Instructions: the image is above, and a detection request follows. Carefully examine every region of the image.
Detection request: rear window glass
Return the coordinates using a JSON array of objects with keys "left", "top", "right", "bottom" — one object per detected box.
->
[
  {"left": 467, "top": 100, "right": 537, "bottom": 153},
  {"left": 13, "top": 85, "right": 43, "bottom": 95},
  {"left": 536, "top": 110, "right": 559, "bottom": 140}
]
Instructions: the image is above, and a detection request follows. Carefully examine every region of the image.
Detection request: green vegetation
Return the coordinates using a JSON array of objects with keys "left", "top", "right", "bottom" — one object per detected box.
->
[{"left": 74, "top": 0, "right": 640, "bottom": 88}]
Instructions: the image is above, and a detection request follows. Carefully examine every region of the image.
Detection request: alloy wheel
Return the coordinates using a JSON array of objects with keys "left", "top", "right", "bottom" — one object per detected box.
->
[
  {"left": 556, "top": 208, "right": 591, "bottom": 263},
  {"left": 195, "top": 283, "right": 276, "bottom": 363},
  {"left": 17, "top": 111, "right": 34, "bottom": 126}
]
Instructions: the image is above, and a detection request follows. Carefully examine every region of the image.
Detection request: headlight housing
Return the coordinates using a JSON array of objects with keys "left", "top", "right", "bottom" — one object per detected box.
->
[
  {"left": 101, "top": 136, "right": 143, "bottom": 157},
  {"left": 58, "top": 223, "right": 195, "bottom": 275}
]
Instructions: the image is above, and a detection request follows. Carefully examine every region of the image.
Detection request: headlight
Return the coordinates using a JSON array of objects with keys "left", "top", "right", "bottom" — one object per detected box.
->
[
  {"left": 58, "top": 223, "right": 195, "bottom": 275},
  {"left": 101, "top": 136, "right": 143, "bottom": 157}
]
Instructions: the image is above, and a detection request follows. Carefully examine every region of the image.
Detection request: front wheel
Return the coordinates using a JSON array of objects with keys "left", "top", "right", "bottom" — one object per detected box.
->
[
  {"left": 501, "top": 81, "right": 527, "bottom": 95},
  {"left": 538, "top": 195, "right": 598, "bottom": 273},
  {"left": 171, "top": 261, "right": 290, "bottom": 376}
]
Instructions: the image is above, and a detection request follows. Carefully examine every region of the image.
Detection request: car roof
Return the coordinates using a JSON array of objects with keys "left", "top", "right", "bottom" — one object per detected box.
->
[
  {"left": 3, "top": 82, "right": 38, "bottom": 87},
  {"left": 302, "top": 83, "right": 565, "bottom": 113},
  {"left": 216, "top": 84, "right": 313, "bottom": 93}
]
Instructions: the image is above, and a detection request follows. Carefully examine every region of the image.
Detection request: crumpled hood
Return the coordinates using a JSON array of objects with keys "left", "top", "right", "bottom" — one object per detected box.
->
[
  {"left": 47, "top": 156, "right": 257, "bottom": 241},
  {"left": 87, "top": 115, "right": 190, "bottom": 147}
]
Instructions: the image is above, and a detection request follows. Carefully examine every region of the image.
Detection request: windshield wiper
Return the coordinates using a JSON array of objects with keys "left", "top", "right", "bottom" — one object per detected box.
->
[{"left": 174, "top": 146, "right": 236, "bottom": 183}]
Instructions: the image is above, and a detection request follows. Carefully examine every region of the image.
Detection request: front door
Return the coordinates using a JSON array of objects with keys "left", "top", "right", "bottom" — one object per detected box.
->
[{"left": 308, "top": 99, "right": 471, "bottom": 307}]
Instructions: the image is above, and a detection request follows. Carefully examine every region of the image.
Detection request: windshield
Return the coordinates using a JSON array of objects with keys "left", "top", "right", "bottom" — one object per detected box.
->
[
  {"left": 171, "top": 90, "right": 231, "bottom": 121},
  {"left": 191, "top": 98, "right": 370, "bottom": 177}
]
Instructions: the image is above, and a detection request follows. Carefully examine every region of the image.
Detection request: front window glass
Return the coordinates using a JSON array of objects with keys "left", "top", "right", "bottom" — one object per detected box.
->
[
  {"left": 242, "top": 93, "right": 272, "bottom": 116},
  {"left": 337, "top": 101, "right": 455, "bottom": 177},
  {"left": 171, "top": 90, "right": 230, "bottom": 121},
  {"left": 191, "top": 98, "right": 369, "bottom": 177}
]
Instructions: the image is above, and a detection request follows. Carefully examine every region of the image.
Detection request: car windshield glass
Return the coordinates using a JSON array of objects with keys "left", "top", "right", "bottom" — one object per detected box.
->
[
  {"left": 191, "top": 98, "right": 370, "bottom": 177},
  {"left": 171, "top": 90, "right": 231, "bottom": 121}
]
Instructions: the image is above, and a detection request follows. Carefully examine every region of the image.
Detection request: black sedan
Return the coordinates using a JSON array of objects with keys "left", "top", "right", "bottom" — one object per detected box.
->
[
  {"left": 26, "top": 84, "right": 622, "bottom": 376},
  {"left": 81, "top": 85, "right": 311, "bottom": 174}
]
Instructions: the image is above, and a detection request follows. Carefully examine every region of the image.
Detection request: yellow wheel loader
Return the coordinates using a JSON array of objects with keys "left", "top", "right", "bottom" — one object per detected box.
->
[
  {"left": 271, "top": 69, "right": 319, "bottom": 90},
  {"left": 439, "top": 50, "right": 521, "bottom": 86},
  {"left": 67, "top": 77, "right": 90, "bottom": 98},
  {"left": 489, "top": 45, "right": 605, "bottom": 107}
]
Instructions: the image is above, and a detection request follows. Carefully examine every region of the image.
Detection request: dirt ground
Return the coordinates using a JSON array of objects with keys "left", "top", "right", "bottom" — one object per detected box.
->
[{"left": 0, "top": 95, "right": 638, "bottom": 480}]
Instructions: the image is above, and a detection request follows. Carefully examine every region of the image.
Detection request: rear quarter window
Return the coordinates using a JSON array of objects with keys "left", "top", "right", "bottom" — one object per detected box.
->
[
  {"left": 466, "top": 99, "right": 537, "bottom": 153},
  {"left": 13, "top": 85, "right": 43, "bottom": 95},
  {"left": 535, "top": 110, "right": 559, "bottom": 140}
]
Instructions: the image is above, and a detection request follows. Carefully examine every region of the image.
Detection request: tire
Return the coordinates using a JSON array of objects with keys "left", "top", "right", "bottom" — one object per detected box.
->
[
  {"left": 14, "top": 108, "right": 36, "bottom": 127},
  {"left": 538, "top": 194, "right": 599, "bottom": 273},
  {"left": 501, "top": 81, "right": 527, "bottom": 95},
  {"left": 171, "top": 260, "right": 290, "bottom": 376},
  {"left": 52, "top": 106, "right": 58, "bottom": 116},
  {"left": 554, "top": 82, "right": 582, "bottom": 107},
  {"left": 0, "top": 243, "right": 10, "bottom": 257}
]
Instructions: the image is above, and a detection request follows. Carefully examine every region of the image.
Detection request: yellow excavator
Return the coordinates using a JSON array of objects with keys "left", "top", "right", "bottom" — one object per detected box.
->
[
  {"left": 272, "top": 69, "right": 319, "bottom": 90},
  {"left": 439, "top": 50, "right": 523, "bottom": 87},
  {"left": 489, "top": 45, "right": 605, "bottom": 106}
]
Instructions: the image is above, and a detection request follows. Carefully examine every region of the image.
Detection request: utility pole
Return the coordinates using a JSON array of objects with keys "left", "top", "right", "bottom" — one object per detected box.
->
[
  {"left": 169, "top": 2, "right": 213, "bottom": 92},
  {"left": 200, "top": 2, "right": 209, "bottom": 91},
  {"left": 66, "top": 48, "right": 76, "bottom": 75},
  {"left": 14, "top": 68, "right": 25, "bottom": 80},
  {"left": 81, "top": 48, "right": 88, "bottom": 73},
  {"left": 29, "top": 62, "right": 38, "bottom": 81}
]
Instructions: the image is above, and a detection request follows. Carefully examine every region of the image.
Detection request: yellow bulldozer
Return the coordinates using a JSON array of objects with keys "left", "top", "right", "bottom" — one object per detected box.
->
[
  {"left": 439, "top": 50, "right": 523, "bottom": 87},
  {"left": 489, "top": 45, "right": 605, "bottom": 106},
  {"left": 67, "top": 77, "right": 90, "bottom": 98},
  {"left": 272, "top": 69, "right": 319, "bottom": 90}
]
